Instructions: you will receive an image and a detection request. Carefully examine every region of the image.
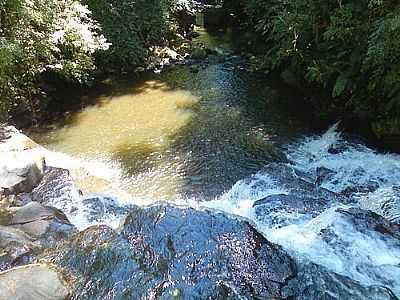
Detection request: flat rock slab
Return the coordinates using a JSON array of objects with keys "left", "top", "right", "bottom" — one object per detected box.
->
[
  {"left": 0, "top": 264, "right": 69, "bottom": 300},
  {"left": 9, "top": 202, "right": 76, "bottom": 239}
]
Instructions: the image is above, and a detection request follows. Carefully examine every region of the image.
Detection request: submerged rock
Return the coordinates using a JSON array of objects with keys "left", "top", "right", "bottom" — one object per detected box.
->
[
  {"left": 0, "top": 264, "right": 69, "bottom": 300},
  {"left": 308, "top": 207, "right": 400, "bottom": 297},
  {"left": 316, "top": 166, "right": 336, "bottom": 186},
  {"left": 332, "top": 207, "right": 400, "bottom": 238},
  {"left": 53, "top": 204, "right": 296, "bottom": 299}
]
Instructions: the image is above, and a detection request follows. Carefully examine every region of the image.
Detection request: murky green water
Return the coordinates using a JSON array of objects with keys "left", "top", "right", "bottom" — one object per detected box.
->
[{"left": 33, "top": 29, "right": 312, "bottom": 201}]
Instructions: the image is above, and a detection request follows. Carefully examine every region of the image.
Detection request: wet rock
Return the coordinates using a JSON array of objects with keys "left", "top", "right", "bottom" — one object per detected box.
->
[
  {"left": 254, "top": 194, "right": 329, "bottom": 227},
  {"left": 54, "top": 204, "right": 296, "bottom": 299},
  {"left": 81, "top": 196, "right": 130, "bottom": 224},
  {"left": 251, "top": 163, "right": 351, "bottom": 226},
  {"left": 333, "top": 207, "right": 400, "bottom": 238},
  {"left": 341, "top": 181, "right": 380, "bottom": 198},
  {"left": 9, "top": 202, "right": 76, "bottom": 241},
  {"left": 308, "top": 207, "right": 400, "bottom": 296},
  {"left": 0, "top": 264, "right": 69, "bottom": 300},
  {"left": 31, "top": 167, "right": 77, "bottom": 207},
  {"left": 316, "top": 166, "right": 336, "bottom": 186},
  {"left": 263, "top": 163, "right": 347, "bottom": 202},
  {"left": 283, "top": 263, "right": 397, "bottom": 300},
  {"left": 0, "top": 226, "right": 38, "bottom": 271},
  {"left": 0, "top": 153, "right": 45, "bottom": 195},
  {"left": 327, "top": 143, "right": 347, "bottom": 154}
]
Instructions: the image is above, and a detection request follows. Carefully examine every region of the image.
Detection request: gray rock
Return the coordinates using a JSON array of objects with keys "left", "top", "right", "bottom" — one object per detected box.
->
[
  {"left": 9, "top": 202, "right": 76, "bottom": 240},
  {"left": 0, "top": 264, "right": 69, "bottom": 300},
  {"left": 0, "top": 226, "right": 38, "bottom": 271},
  {"left": 252, "top": 163, "right": 350, "bottom": 226},
  {"left": 316, "top": 166, "right": 336, "bottom": 186},
  {"left": 0, "top": 154, "right": 45, "bottom": 195}
]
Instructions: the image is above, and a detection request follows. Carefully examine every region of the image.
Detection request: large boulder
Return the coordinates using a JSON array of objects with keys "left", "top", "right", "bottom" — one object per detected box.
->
[
  {"left": 52, "top": 204, "right": 296, "bottom": 299},
  {"left": 0, "top": 264, "right": 69, "bottom": 300},
  {"left": 9, "top": 202, "right": 76, "bottom": 242}
]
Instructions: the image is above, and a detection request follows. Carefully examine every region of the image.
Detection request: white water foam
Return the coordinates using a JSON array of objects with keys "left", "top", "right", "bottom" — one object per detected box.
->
[{"left": 196, "top": 124, "right": 400, "bottom": 296}]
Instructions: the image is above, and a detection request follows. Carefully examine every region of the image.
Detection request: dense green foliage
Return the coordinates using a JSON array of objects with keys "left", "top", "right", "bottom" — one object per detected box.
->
[
  {"left": 233, "top": 0, "right": 400, "bottom": 136},
  {"left": 0, "top": 0, "right": 108, "bottom": 121},
  {"left": 82, "top": 0, "right": 186, "bottom": 68},
  {"left": 0, "top": 0, "right": 193, "bottom": 122}
]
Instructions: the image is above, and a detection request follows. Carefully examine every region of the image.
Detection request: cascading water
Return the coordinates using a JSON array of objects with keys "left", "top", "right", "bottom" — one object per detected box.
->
[{"left": 198, "top": 123, "right": 400, "bottom": 297}]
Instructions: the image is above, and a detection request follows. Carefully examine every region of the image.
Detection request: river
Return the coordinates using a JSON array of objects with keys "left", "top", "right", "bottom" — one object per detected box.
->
[{"left": 31, "top": 27, "right": 400, "bottom": 299}]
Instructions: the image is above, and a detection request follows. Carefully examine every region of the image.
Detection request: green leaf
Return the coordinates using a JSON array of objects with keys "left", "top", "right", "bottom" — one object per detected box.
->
[{"left": 332, "top": 73, "right": 349, "bottom": 98}]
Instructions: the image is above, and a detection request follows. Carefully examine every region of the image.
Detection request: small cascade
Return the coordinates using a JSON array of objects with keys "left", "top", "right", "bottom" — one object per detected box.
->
[{"left": 196, "top": 124, "right": 400, "bottom": 297}]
